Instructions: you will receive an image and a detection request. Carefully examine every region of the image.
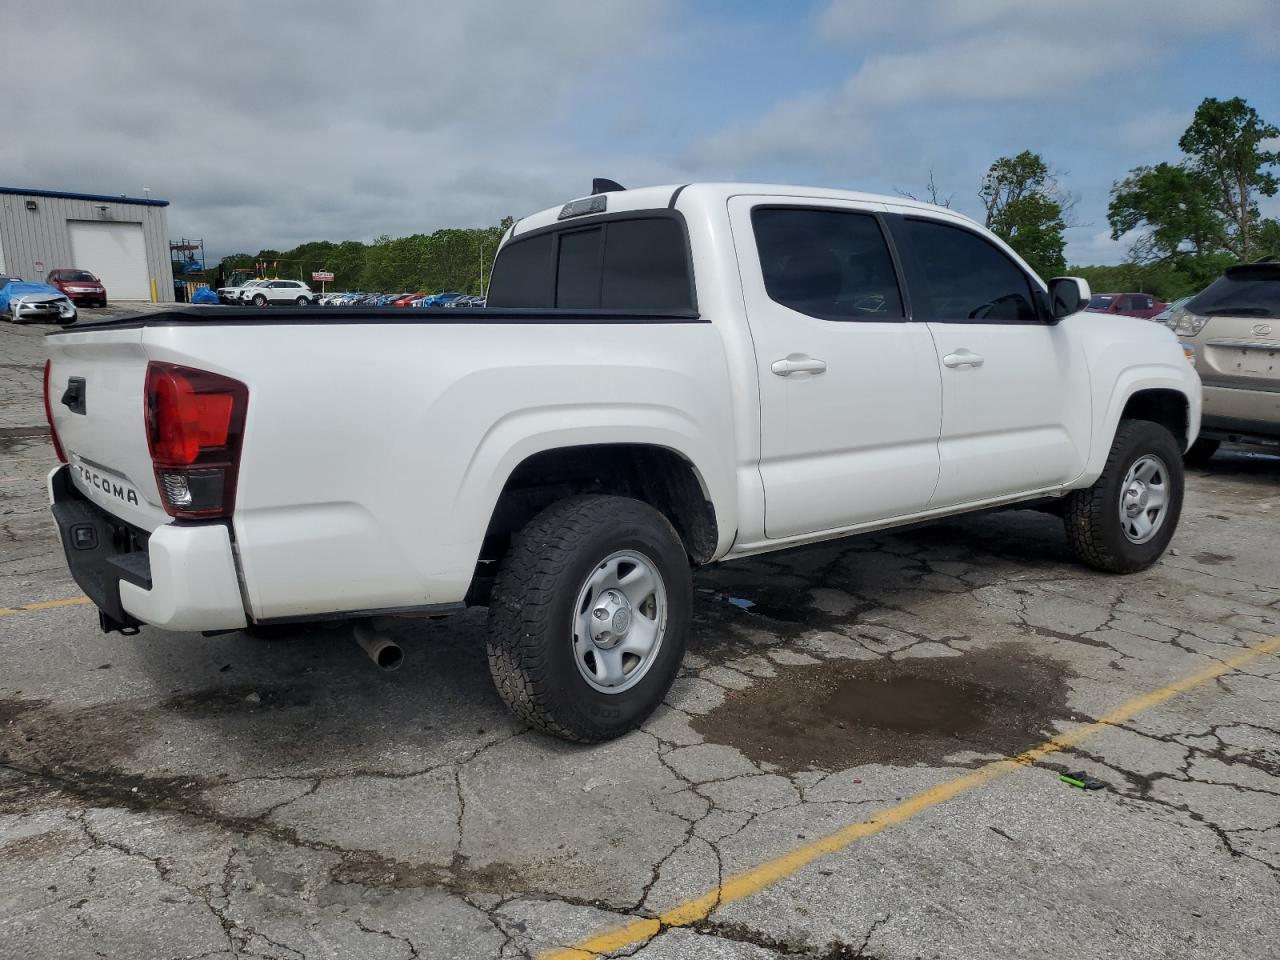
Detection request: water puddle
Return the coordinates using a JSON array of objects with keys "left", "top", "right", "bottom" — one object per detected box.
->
[{"left": 692, "top": 643, "right": 1075, "bottom": 772}]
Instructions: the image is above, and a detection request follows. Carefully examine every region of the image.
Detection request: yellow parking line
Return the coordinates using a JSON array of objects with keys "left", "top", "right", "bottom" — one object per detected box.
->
[
  {"left": 542, "top": 634, "right": 1280, "bottom": 959},
  {"left": 0, "top": 596, "right": 93, "bottom": 616}
]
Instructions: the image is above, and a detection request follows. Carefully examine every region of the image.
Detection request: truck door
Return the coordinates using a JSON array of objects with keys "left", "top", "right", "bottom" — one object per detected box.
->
[
  {"left": 886, "top": 213, "right": 1090, "bottom": 508},
  {"left": 729, "top": 197, "right": 942, "bottom": 540}
]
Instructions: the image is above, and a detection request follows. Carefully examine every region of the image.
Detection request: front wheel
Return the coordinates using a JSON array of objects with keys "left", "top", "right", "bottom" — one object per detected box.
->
[
  {"left": 486, "top": 495, "right": 691, "bottom": 742},
  {"left": 1063, "top": 419, "right": 1184, "bottom": 573},
  {"left": 295, "top": 296, "right": 308, "bottom": 306},
  {"left": 252, "top": 295, "right": 268, "bottom": 307}
]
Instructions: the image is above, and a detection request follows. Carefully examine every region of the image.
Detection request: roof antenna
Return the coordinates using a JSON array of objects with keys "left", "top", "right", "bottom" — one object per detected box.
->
[{"left": 592, "top": 178, "right": 626, "bottom": 195}]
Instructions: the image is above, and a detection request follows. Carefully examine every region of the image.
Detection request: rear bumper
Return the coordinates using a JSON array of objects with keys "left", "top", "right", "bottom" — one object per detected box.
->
[
  {"left": 1201, "top": 384, "right": 1279, "bottom": 442},
  {"left": 48, "top": 465, "right": 248, "bottom": 632}
]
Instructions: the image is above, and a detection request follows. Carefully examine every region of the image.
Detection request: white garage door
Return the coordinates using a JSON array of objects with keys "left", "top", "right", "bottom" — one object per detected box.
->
[{"left": 69, "top": 220, "right": 150, "bottom": 300}]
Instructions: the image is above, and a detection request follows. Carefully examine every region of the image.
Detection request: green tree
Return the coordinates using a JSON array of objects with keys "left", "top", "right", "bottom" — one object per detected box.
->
[
  {"left": 1178, "top": 96, "right": 1280, "bottom": 260},
  {"left": 1255, "top": 218, "right": 1280, "bottom": 259},
  {"left": 1107, "top": 162, "right": 1224, "bottom": 263},
  {"left": 979, "top": 151, "right": 1067, "bottom": 278}
]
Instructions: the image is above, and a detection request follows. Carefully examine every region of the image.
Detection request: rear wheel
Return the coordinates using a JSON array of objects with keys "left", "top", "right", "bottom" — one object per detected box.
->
[
  {"left": 1063, "top": 419, "right": 1184, "bottom": 573},
  {"left": 1183, "top": 438, "right": 1220, "bottom": 467},
  {"left": 486, "top": 495, "right": 691, "bottom": 742}
]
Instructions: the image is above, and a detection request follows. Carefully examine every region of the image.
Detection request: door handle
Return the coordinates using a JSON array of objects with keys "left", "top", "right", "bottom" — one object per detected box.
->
[
  {"left": 942, "top": 351, "right": 984, "bottom": 369},
  {"left": 771, "top": 355, "right": 827, "bottom": 376}
]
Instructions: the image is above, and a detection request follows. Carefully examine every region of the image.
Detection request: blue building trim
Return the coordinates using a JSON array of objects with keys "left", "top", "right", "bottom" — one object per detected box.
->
[{"left": 0, "top": 186, "right": 169, "bottom": 208}]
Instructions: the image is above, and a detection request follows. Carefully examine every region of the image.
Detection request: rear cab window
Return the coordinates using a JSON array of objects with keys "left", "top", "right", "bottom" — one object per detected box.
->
[
  {"left": 487, "top": 214, "right": 695, "bottom": 312},
  {"left": 750, "top": 207, "right": 905, "bottom": 321}
]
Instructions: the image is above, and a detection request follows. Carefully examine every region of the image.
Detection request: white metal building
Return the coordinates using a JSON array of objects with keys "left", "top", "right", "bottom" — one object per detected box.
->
[{"left": 0, "top": 187, "right": 174, "bottom": 302}]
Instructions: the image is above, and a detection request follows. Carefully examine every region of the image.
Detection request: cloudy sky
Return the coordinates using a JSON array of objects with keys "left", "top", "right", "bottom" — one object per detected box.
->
[{"left": 7, "top": 0, "right": 1279, "bottom": 264}]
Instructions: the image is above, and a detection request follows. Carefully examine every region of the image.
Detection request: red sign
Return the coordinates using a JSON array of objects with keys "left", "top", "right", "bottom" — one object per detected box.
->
[{"left": 312, "top": 271, "right": 335, "bottom": 283}]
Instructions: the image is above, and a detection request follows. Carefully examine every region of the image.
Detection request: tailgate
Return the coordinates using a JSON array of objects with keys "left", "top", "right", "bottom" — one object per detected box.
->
[{"left": 45, "top": 329, "right": 169, "bottom": 532}]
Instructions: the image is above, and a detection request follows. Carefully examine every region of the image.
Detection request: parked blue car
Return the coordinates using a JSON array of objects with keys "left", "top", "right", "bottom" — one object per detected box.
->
[
  {"left": 412, "top": 292, "right": 466, "bottom": 308},
  {"left": 0, "top": 276, "right": 77, "bottom": 325}
]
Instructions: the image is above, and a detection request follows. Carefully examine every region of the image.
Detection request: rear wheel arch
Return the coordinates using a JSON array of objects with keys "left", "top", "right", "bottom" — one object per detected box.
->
[{"left": 470, "top": 443, "right": 719, "bottom": 602}]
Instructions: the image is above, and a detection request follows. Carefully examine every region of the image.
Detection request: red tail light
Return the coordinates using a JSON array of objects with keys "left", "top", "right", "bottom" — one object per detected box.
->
[
  {"left": 43, "top": 360, "right": 68, "bottom": 463},
  {"left": 145, "top": 362, "right": 248, "bottom": 520}
]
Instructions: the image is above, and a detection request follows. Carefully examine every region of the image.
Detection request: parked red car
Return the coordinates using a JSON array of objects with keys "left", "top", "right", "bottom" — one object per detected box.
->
[
  {"left": 1086, "top": 292, "right": 1166, "bottom": 319},
  {"left": 391, "top": 291, "right": 427, "bottom": 307},
  {"left": 46, "top": 269, "right": 107, "bottom": 308}
]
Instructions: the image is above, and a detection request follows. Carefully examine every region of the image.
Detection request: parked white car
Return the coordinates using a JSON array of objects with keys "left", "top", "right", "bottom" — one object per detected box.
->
[
  {"left": 242, "top": 279, "right": 315, "bottom": 307},
  {"left": 217, "top": 278, "right": 265, "bottom": 304},
  {"left": 45, "top": 182, "right": 1200, "bottom": 741}
]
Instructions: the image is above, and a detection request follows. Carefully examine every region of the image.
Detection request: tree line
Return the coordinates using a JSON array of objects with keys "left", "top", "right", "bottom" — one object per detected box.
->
[
  {"left": 210, "top": 219, "right": 514, "bottom": 295},
  {"left": 200, "top": 96, "right": 1277, "bottom": 302}
]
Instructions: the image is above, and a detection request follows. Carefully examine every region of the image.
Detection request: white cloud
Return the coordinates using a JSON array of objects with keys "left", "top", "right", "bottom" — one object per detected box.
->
[
  {"left": 1065, "top": 229, "right": 1128, "bottom": 266},
  {"left": 1110, "top": 108, "right": 1195, "bottom": 155},
  {"left": 818, "top": 0, "right": 1278, "bottom": 44},
  {"left": 837, "top": 33, "right": 1130, "bottom": 106},
  {"left": 689, "top": 27, "right": 1127, "bottom": 180},
  {"left": 1, "top": 0, "right": 672, "bottom": 257}
]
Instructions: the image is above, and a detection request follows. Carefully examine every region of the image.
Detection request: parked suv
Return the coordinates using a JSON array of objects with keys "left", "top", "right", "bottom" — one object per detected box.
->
[
  {"left": 1087, "top": 292, "right": 1167, "bottom": 319},
  {"left": 246, "top": 280, "right": 314, "bottom": 306},
  {"left": 1174, "top": 261, "right": 1279, "bottom": 463},
  {"left": 217, "top": 278, "right": 261, "bottom": 304},
  {"left": 46, "top": 269, "right": 107, "bottom": 308}
]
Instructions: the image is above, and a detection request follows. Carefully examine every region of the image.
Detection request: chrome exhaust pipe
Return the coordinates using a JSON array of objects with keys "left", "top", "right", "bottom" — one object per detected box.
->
[{"left": 353, "top": 621, "right": 404, "bottom": 671}]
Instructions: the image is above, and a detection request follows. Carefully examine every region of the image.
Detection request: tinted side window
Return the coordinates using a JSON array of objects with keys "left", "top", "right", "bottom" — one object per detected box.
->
[
  {"left": 752, "top": 208, "right": 904, "bottom": 321},
  {"left": 486, "top": 232, "right": 555, "bottom": 307},
  {"left": 556, "top": 227, "right": 603, "bottom": 308},
  {"left": 905, "top": 219, "right": 1038, "bottom": 323},
  {"left": 601, "top": 218, "right": 693, "bottom": 310}
]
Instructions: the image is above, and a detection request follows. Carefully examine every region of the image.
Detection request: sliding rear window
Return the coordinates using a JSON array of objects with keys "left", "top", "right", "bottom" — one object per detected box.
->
[{"left": 487, "top": 215, "right": 695, "bottom": 312}]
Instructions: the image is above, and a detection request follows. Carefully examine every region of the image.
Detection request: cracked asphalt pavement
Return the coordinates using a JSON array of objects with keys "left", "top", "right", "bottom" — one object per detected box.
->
[{"left": 3, "top": 318, "right": 1280, "bottom": 958}]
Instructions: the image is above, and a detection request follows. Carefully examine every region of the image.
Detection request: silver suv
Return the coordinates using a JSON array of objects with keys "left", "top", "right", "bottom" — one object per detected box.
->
[{"left": 1173, "top": 261, "right": 1279, "bottom": 463}]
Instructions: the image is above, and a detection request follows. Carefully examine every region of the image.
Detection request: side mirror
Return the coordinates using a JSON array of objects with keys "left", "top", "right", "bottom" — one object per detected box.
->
[{"left": 1047, "top": 276, "right": 1091, "bottom": 320}]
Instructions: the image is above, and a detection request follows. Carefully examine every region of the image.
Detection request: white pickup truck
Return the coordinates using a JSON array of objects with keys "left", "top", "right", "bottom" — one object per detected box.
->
[{"left": 44, "top": 182, "right": 1200, "bottom": 741}]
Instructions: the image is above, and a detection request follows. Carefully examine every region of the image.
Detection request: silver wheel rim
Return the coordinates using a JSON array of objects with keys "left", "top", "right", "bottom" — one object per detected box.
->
[
  {"left": 1118, "top": 453, "right": 1170, "bottom": 544},
  {"left": 572, "top": 550, "right": 667, "bottom": 694}
]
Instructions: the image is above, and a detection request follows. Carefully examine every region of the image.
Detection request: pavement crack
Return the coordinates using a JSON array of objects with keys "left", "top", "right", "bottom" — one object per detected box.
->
[{"left": 353, "top": 917, "right": 422, "bottom": 959}]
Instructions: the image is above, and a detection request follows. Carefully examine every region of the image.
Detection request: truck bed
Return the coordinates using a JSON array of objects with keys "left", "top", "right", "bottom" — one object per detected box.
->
[{"left": 44, "top": 304, "right": 736, "bottom": 625}]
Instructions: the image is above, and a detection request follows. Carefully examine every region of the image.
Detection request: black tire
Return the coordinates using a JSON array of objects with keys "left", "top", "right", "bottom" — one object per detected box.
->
[
  {"left": 487, "top": 495, "right": 692, "bottom": 743},
  {"left": 252, "top": 294, "right": 268, "bottom": 307},
  {"left": 295, "top": 296, "right": 308, "bottom": 306},
  {"left": 1183, "top": 437, "right": 1220, "bottom": 467},
  {"left": 1063, "top": 419, "right": 1184, "bottom": 573}
]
